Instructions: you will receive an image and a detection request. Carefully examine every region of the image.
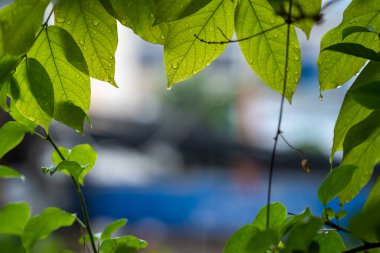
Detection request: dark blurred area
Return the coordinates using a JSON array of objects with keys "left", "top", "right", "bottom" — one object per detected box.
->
[{"left": 0, "top": 1, "right": 370, "bottom": 252}]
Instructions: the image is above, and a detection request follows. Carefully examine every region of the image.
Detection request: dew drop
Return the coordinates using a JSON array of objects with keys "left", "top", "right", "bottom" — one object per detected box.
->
[
  {"left": 172, "top": 62, "right": 178, "bottom": 69},
  {"left": 294, "top": 56, "right": 300, "bottom": 61},
  {"left": 167, "top": 86, "right": 172, "bottom": 91},
  {"left": 66, "top": 20, "right": 72, "bottom": 25},
  {"left": 348, "top": 19, "right": 354, "bottom": 24},
  {"left": 92, "top": 53, "right": 96, "bottom": 60},
  {"left": 198, "top": 59, "right": 203, "bottom": 63},
  {"left": 273, "top": 34, "right": 278, "bottom": 38},
  {"left": 92, "top": 20, "right": 100, "bottom": 26},
  {"left": 161, "top": 34, "right": 166, "bottom": 40},
  {"left": 56, "top": 17, "right": 65, "bottom": 23},
  {"left": 79, "top": 39, "right": 85, "bottom": 45},
  {"left": 108, "top": 63, "right": 112, "bottom": 67},
  {"left": 109, "top": 56, "right": 113, "bottom": 60},
  {"left": 205, "top": 62, "right": 210, "bottom": 67}
]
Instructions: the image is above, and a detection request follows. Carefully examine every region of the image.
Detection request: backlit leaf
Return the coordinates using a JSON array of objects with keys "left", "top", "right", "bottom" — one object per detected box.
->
[
  {"left": 323, "top": 43, "right": 380, "bottom": 61},
  {"left": 283, "top": 217, "right": 322, "bottom": 252},
  {"left": 252, "top": 202, "right": 287, "bottom": 231},
  {"left": 0, "top": 202, "right": 30, "bottom": 236},
  {"left": 318, "top": 164, "right": 357, "bottom": 204},
  {"left": 0, "top": 165, "right": 24, "bottom": 181},
  {"left": 21, "top": 207, "right": 76, "bottom": 252},
  {"left": 351, "top": 81, "right": 380, "bottom": 109},
  {"left": 101, "top": 0, "right": 165, "bottom": 44},
  {"left": 318, "top": 0, "right": 380, "bottom": 90},
  {"left": 0, "top": 121, "right": 26, "bottom": 159},
  {"left": 154, "top": 0, "right": 212, "bottom": 23},
  {"left": 55, "top": 0, "right": 118, "bottom": 86},
  {"left": 222, "top": 225, "right": 277, "bottom": 253},
  {"left": 101, "top": 219, "right": 128, "bottom": 240},
  {"left": 0, "top": 0, "right": 49, "bottom": 55},
  {"left": 28, "top": 26, "right": 90, "bottom": 132},
  {"left": 235, "top": 0, "right": 301, "bottom": 102},
  {"left": 314, "top": 231, "right": 346, "bottom": 253},
  {"left": 339, "top": 110, "right": 380, "bottom": 203},
  {"left": 13, "top": 58, "right": 54, "bottom": 130},
  {"left": 164, "top": 0, "right": 235, "bottom": 88},
  {"left": 56, "top": 160, "right": 85, "bottom": 183},
  {"left": 331, "top": 60, "right": 380, "bottom": 160},
  {"left": 100, "top": 236, "right": 148, "bottom": 253}
]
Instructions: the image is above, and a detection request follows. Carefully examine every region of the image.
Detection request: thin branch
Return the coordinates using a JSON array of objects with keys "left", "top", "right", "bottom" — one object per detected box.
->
[
  {"left": 266, "top": 0, "right": 293, "bottom": 230},
  {"left": 45, "top": 134, "right": 98, "bottom": 253},
  {"left": 324, "top": 220, "right": 351, "bottom": 234},
  {"left": 343, "top": 242, "right": 380, "bottom": 253}
]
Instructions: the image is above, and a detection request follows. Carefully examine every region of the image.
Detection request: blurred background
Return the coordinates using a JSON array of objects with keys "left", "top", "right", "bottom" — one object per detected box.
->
[{"left": 0, "top": 0, "right": 372, "bottom": 252}]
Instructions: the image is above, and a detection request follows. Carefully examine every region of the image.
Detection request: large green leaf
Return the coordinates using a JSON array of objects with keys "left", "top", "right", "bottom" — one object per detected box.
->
[
  {"left": 28, "top": 26, "right": 90, "bottom": 132},
  {"left": 252, "top": 202, "right": 287, "bottom": 231},
  {"left": 0, "top": 0, "right": 49, "bottom": 55},
  {"left": 351, "top": 81, "right": 380, "bottom": 109},
  {"left": 314, "top": 231, "right": 346, "bottom": 253},
  {"left": 318, "top": 0, "right": 380, "bottom": 90},
  {"left": 164, "top": 0, "right": 235, "bottom": 88},
  {"left": 0, "top": 165, "right": 24, "bottom": 181},
  {"left": 13, "top": 58, "right": 54, "bottom": 130},
  {"left": 21, "top": 207, "right": 76, "bottom": 252},
  {"left": 154, "top": 0, "right": 213, "bottom": 23},
  {"left": 283, "top": 217, "right": 323, "bottom": 252},
  {"left": 0, "top": 202, "right": 30, "bottom": 236},
  {"left": 0, "top": 121, "right": 26, "bottom": 159},
  {"left": 222, "top": 225, "right": 277, "bottom": 253},
  {"left": 235, "top": 0, "right": 301, "bottom": 102},
  {"left": 338, "top": 110, "right": 380, "bottom": 204},
  {"left": 331, "top": 60, "right": 380, "bottom": 159},
  {"left": 54, "top": 0, "right": 118, "bottom": 86},
  {"left": 101, "top": 0, "right": 165, "bottom": 44},
  {"left": 318, "top": 164, "right": 357, "bottom": 204},
  {"left": 101, "top": 219, "right": 128, "bottom": 240},
  {"left": 100, "top": 236, "right": 148, "bottom": 253}
]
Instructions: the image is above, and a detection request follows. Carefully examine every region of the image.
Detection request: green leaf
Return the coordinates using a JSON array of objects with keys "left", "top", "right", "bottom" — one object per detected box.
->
[
  {"left": 164, "top": 0, "right": 235, "bottom": 88},
  {"left": 342, "top": 26, "right": 379, "bottom": 40},
  {"left": 13, "top": 58, "right": 54, "bottom": 130},
  {"left": 0, "top": 121, "right": 26, "bottom": 159},
  {"left": 363, "top": 176, "right": 380, "bottom": 211},
  {"left": 318, "top": 0, "right": 380, "bottom": 90},
  {"left": 0, "top": 165, "right": 24, "bottom": 180},
  {"left": 351, "top": 81, "right": 380, "bottom": 109},
  {"left": 101, "top": 219, "right": 128, "bottom": 240},
  {"left": 324, "top": 208, "right": 335, "bottom": 221},
  {"left": 235, "top": 0, "right": 301, "bottom": 102},
  {"left": 268, "top": 0, "right": 322, "bottom": 38},
  {"left": 100, "top": 236, "right": 148, "bottom": 253},
  {"left": 101, "top": 0, "right": 165, "bottom": 44},
  {"left": 41, "top": 165, "right": 58, "bottom": 176},
  {"left": 9, "top": 101, "right": 38, "bottom": 132},
  {"left": 0, "top": 202, "right": 30, "bottom": 236},
  {"left": 281, "top": 207, "right": 312, "bottom": 235},
  {"left": 318, "top": 164, "right": 357, "bottom": 204},
  {"left": 222, "top": 225, "right": 277, "bottom": 253},
  {"left": 154, "top": 0, "right": 212, "bottom": 23},
  {"left": 314, "top": 231, "right": 346, "bottom": 253},
  {"left": 331, "top": 60, "right": 380, "bottom": 160},
  {"left": 339, "top": 110, "right": 380, "bottom": 203},
  {"left": 54, "top": 0, "right": 118, "bottom": 86},
  {"left": 28, "top": 25, "right": 90, "bottom": 133},
  {"left": 283, "top": 217, "right": 323, "bottom": 252},
  {"left": 323, "top": 43, "right": 380, "bottom": 61},
  {"left": 350, "top": 204, "right": 380, "bottom": 242},
  {"left": 21, "top": 207, "right": 76, "bottom": 252},
  {"left": 56, "top": 160, "right": 85, "bottom": 183},
  {"left": 0, "top": 53, "right": 18, "bottom": 88},
  {"left": 335, "top": 210, "right": 347, "bottom": 220},
  {"left": 0, "top": 0, "right": 49, "bottom": 55},
  {"left": 51, "top": 144, "right": 97, "bottom": 185},
  {"left": 252, "top": 202, "right": 287, "bottom": 231},
  {"left": 52, "top": 146, "right": 70, "bottom": 165}
]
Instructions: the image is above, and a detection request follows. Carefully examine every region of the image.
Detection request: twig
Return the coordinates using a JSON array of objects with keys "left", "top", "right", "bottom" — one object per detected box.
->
[
  {"left": 266, "top": 0, "right": 293, "bottom": 230},
  {"left": 343, "top": 242, "right": 380, "bottom": 253}
]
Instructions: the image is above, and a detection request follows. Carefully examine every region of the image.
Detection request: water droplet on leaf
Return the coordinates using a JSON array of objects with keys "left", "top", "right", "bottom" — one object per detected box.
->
[{"left": 92, "top": 20, "right": 100, "bottom": 26}]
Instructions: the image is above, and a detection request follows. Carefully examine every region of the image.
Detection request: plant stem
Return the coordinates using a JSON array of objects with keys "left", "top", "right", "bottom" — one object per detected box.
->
[
  {"left": 45, "top": 134, "right": 98, "bottom": 253},
  {"left": 266, "top": 0, "right": 293, "bottom": 230},
  {"left": 343, "top": 242, "right": 380, "bottom": 253}
]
